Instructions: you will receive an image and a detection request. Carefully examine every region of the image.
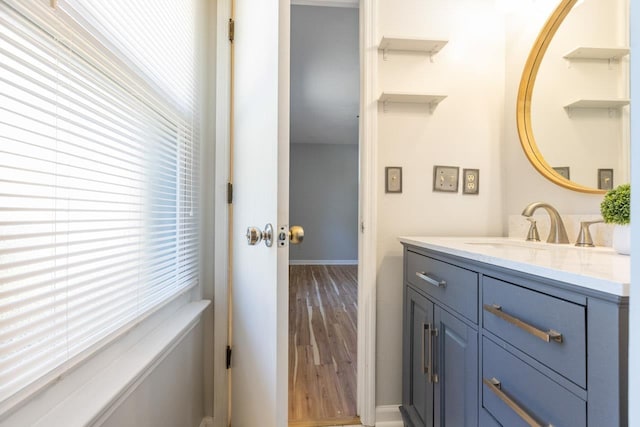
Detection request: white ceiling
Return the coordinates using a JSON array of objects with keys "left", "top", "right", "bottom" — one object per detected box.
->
[{"left": 290, "top": 4, "right": 359, "bottom": 145}]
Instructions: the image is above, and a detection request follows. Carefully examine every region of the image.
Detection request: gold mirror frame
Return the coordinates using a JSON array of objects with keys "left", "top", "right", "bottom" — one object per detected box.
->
[{"left": 516, "top": 0, "right": 606, "bottom": 194}]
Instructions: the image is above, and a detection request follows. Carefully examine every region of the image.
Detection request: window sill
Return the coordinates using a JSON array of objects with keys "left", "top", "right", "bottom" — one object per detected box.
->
[{"left": 1, "top": 298, "right": 211, "bottom": 427}]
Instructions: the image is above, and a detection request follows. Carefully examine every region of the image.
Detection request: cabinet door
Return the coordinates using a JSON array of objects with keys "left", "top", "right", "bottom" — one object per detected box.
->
[
  {"left": 402, "top": 287, "right": 435, "bottom": 427},
  {"left": 434, "top": 307, "right": 478, "bottom": 427}
]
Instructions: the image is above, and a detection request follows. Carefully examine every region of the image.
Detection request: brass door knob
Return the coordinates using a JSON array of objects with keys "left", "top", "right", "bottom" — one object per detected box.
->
[{"left": 289, "top": 225, "right": 304, "bottom": 245}]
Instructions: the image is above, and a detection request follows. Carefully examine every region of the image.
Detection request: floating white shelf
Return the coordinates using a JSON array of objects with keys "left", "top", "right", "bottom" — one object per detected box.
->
[
  {"left": 564, "top": 99, "right": 630, "bottom": 109},
  {"left": 563, "top": 47, "right": 630, "bottom": 61},
  {"left": 378, "top": 37, "right": 448, "bottom": 60},
  {"left": 564, "top": 99, "right": 630, "bottom": 117},
  {"left": 378, "top": 92, "right": 447, "bottom": 113}
]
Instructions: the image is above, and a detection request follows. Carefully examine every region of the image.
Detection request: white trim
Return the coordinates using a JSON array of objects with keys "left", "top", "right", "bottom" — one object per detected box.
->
[
  {"left": 357, "top": 0, "right": 377, "bottom": 425},
  {"left": 374, "top": 405, "right": 403, "bottom": 427},
  {"left": 289, "top": 259, "right": 358, "bottom": 265},
  {"left": 277, "top": 2, "right": 292, "bottom": 425},
  {"left": 199, "top": 416, "right": 214, "bottom": 427},
  {"left": 212, "top": 0, "right": 232, "bottom": 426},
  {"left": 2, "top": 299, "right": 210, "bottom": 427},
  {"left": 291, "top": 0, "right": 358, "bottom": 8}
]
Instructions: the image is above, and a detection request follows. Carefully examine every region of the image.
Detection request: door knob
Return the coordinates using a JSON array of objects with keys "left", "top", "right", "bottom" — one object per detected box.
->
[
  {"left": 276, "top": 225, "right": 305, "bottom": 246},
  {"left": 289, "top": 225, "right": 304, "bottom": 245},
  {"left": 246, "top": 224, "right": 274, "bottom": 247}
]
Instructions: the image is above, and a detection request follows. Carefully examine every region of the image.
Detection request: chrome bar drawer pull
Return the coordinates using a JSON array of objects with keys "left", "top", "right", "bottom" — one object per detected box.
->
[
  {"left": 483, "top": 377, "right": 548, "bottom": 427},
  {"left": 422, "top": 323, "right": 429, "bottom": 374},
  {"left": 429, "top": 327, "right": 439, "bottom": 384},
  {"left": 415, "top": 272, "right": 446, "bottom": 288},
  {"left": 483, "top": 304, "right": 563, "bottom": 343}
]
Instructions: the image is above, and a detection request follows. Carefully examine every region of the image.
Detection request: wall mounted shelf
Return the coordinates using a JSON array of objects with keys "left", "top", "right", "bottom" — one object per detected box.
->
[
  {"left": 563, "top": 47, "right": 630, "bottom": 61},
  {"left": 563, "top": 47, "right": 630, "bottom": 69},
  {"left": 564, "top": 99, "right": 630, "bottom": 109},
  {"left": 564, "top": 99, "right": 630, "bottom": 117},
  {"left": 378, "top": 37, "right": 448, "bottom": 61},
  {"left": 378, "top": 92, "right": 447, "bottom": 113}
]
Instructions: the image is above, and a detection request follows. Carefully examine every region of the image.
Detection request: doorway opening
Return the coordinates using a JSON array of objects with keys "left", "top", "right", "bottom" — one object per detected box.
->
[{"left": 288, "top": 3, "right": 360, "bottom": 426}]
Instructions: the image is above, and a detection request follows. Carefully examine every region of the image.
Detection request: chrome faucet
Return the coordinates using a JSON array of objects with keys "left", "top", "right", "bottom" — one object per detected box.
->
[{"left": 521, "top": 202, "right": 570, "bottom": 244}]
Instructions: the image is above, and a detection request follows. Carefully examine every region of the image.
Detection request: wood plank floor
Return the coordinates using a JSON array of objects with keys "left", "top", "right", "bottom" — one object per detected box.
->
[{"left": 289, "top": 265, "right": 358, "bottom": 425}]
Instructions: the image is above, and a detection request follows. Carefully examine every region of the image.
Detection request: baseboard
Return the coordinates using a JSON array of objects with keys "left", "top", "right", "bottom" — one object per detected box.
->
[
  {"left": 289, "top": 260, "right": 358, "bottom": 266},
  {"left": 375, "top": 405, "right": 403, "bottom": 427},
  {"left": 291, "top": 0, "right": 358, "bottom": 8},
  {"left": 199, "top": 416, "right": 214, "bottom": 427}
]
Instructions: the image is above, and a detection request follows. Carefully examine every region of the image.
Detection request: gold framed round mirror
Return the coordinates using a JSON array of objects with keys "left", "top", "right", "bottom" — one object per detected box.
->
[{"left": 516, "top": 0, "right": 629, "bottom": 194}]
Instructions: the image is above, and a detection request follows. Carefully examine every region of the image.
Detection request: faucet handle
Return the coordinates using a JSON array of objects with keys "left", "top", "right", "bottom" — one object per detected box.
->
[
  {"left": 575, "top": 219, "right": 604, "bottom": 247},
  {"left": 525, "top": 218, "right": 540, "bottom": 242}
]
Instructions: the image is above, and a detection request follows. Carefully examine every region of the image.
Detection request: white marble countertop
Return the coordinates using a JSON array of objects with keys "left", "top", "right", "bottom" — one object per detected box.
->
[{"left": 398, "top": 236, "right": 631, "bottom": 297}]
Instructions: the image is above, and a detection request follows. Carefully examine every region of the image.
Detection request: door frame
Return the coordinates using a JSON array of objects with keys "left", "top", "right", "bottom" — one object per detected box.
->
[{"left": 212, "top": 0, "right": 378, "bottom": 425}]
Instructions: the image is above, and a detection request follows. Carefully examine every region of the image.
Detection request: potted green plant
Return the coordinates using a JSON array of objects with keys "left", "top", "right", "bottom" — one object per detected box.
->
[{"left": 600, "top": 183, "right": 630, "bottom": 255}]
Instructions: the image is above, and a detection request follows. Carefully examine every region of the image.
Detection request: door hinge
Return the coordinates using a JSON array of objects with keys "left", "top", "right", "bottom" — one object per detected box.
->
[
  {"left": 227, "top": 182, "right": 233, "bottom": 204},
  {"left": 226, "top": 346, "right": 232, "bottom": 369},
  {"left": 228, "top": 19, "right": 235, "bottom": 42}
]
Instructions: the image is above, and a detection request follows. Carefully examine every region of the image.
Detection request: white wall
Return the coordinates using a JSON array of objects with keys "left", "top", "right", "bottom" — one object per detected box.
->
[
  {"left": 374, "top": 0, "right": 505, "bottom": 405},
  {"left": 101, "top": 323, "right": 205, "bottom": 427},
  {"left": 627, "top": 0, "right": 638, "bottom": 422},
  {"left": 290, "top": 143, "right": 359, "bottom": 262}
]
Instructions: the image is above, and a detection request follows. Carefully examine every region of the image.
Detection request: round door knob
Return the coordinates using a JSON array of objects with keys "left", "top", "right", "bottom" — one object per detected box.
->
[
  {"left": 289, "top": 225, "right": 304, "bottom": 245},
  {"left": 246, "top": 227, "right": 263, "bottom": 245}
]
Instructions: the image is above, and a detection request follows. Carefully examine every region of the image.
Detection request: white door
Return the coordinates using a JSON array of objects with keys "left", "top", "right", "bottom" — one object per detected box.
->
[{"left": 230, "top": 0, "right": 290, "bottom": 426}]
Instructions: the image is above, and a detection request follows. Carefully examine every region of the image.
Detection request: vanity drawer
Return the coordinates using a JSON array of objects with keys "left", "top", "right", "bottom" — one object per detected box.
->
[
  {"left": 406, "top": 250, "right": 478, "bottom": 322},
  {"left": 483, "top": 276, "right": 586, "bottom": 387},
  {"left": 483, "top": 337, "right": 586, "bottom": 427}
]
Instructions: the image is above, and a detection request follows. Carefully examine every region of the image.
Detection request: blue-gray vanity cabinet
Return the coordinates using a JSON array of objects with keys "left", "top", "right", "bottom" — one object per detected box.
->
[
  {"left": 401, "top": 250, "right": 479, "bottom": 427},
  {"left": 400, "top": 243, "right": 629, "bottom": 427}
]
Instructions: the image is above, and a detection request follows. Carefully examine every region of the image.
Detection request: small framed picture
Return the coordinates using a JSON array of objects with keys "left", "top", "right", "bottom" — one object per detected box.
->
[
  {"left": 598, "top": 169, "right": 613, "bottom": 190},
  {"left": 553, "top": 167, "right": 570, "bottom": 180},
  {"left": 385, "top": 167, "right": 402, "bottom": 193}
]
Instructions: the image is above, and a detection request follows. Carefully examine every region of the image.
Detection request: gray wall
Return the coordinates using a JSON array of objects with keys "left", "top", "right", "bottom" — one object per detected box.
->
[
  {"left": 101, "top": 321, "right": 205, "bottom": 427},
  {"left": 290, "top": 5, "right": 359, "bottom": 147},
  {"left": 289, "top": 5, "right": 359, "bottom": 263},
  {"left": 289, "top": 143, "right": 358, "bottom": 262}
]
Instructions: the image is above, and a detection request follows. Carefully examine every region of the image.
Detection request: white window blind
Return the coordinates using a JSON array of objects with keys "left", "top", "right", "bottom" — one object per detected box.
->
[
  {"left": 0, "top": 0, "right": 200, "bottom": 411},
  {"left": 60, "top": 0, "right": 197, "bottom": 116}
]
